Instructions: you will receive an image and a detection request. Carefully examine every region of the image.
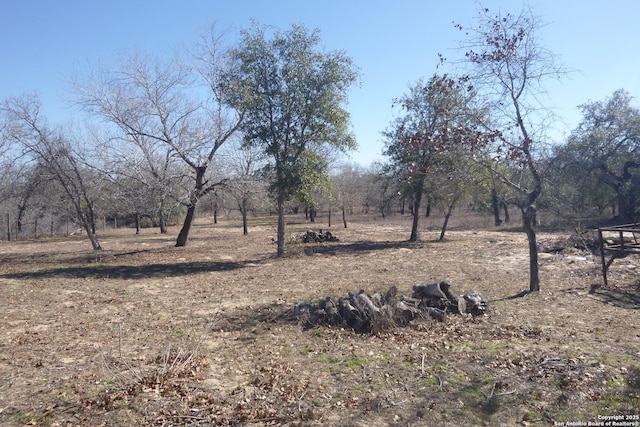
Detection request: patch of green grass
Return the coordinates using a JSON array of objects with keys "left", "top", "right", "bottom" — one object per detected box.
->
[
  {"left": 554, "top": 413, "right": 570, "bottom": 423},
  {"left": 343, "top": 355, "right": 369, "bottom": 370},
  {"left": 619, "top": 355, "right": 640, "bottom": 368},
  {"left": 462, "top": 383, "right": 485, "bottom": 400},
  {"left": 317, "top": 354, "right": 340, "bottom": 364},
  {"left": 299, "top": 345, "right": 314, "bottom": 355},
  {"left": 316, "top": 353, "right": 371, "bottom": 373},
  {"left": 524, "top": 408, "right": 544, "bottom": 421},
  {"left": 461, "top": 339, "right": 508, "bottom": 352},
  {"left": 421, "top": 375, "right": 441, "bottom": 388},
  {"left": 435, "top": 368, "right": 469, "bottom": 390},
  {"left": 599, "top": 393, "right": 640, "bottom": 412},
  {"left": 12, "top": 412, "right": 49, "bottom": 425},
  {"left": 607, "top": 375, "right": 625, "bottom": 388}
]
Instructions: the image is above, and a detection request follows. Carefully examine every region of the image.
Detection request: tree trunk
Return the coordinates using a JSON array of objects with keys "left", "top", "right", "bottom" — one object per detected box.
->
[
  {"left": 276, "top": 197, "right": 286, "bottom": 257},
  {"left": 73, "top": 201, "right": 102, "bottom": 250},
  {"left": 17, "top": 202, "right": 26, "bottom": 233},
  {"left": 618, "top": 191, "right": 637, "bottom": 224},
  {"left": 175, "top": 166, "right": 206, "bottom": 247},
  {"left": 503, "top": 203, "right": 510, "bottom": 224},
  {"left": 342, "top": 206, "right": 348, "bottom": 228},
  {"left": 439, "top": 191, "right": 462, "bottom": 241},
  {"left": 409, "top": 182, "right": 424, "bottom": 242},
  {"left": 159, "top": 215, "right": 168, "bottom": 234},
  {"left": 81, "top": 216, "right": 102, "bottom": 250},
  {"left": 135, "top": 213, "right": 141, "bottom": 235},
  {"left": 619, "top": 161, "right": 640, "bottom": 223},
  {"left": 328, "top": 207, "right": 332, "bottom": 227},
  {"left": 86, "top": 231, "right": 102, "bottom": 250},
  {"left": 241, "top": 199, "right": 248, "bottom": 235},
  {"left": 176, "top": 204, "right": 196, "bottom": 247},
  {"left": 87, "top": 204, "right": 97, "bottom": 236},
  {"left": 523, "top": 204, "right": 540, "bottom": 292},
  {"left": 491, "top": 188, "right": 502, "bottom": 226},
  {"left": 158, "top": 198, "right": 168, "bottom": 234}
]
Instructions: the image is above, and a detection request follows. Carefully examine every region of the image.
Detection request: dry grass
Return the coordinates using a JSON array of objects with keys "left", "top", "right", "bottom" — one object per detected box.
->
[{"left": 0, "top": 213, "right": 639, "bottom": 426}]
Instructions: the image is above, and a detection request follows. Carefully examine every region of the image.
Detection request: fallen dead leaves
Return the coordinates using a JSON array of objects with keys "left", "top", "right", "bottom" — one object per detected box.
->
[{"left": 0, "top": 218, "right": 639, "bottom": 426}]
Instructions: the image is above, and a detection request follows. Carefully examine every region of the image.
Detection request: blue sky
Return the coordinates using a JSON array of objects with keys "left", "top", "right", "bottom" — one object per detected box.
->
[{"left": 2, "top": 1, "right": 639, "bottom": 166}]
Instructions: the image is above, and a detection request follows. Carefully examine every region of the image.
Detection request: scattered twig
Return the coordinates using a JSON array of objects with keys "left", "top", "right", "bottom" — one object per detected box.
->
[
  {"left": 496, "top": 389, "right": 517, "bottom": 396},
  {"left": 117, "top": 323, "right": 143, "bottom": 382},
  {"left": 483, "top": 381, "right": 496, "bottom": 401},
  {"left": 435, "top": 374, "right": 444, "bottom": 392},
  {"left": 246, "top": 416, "right": 281, "bottom": 423},
  {"left": 171, "top": 414, "right": 210, "bottom": 422},
  {"left": 298, "top": 390, "right": 307, "bottom": 412}
]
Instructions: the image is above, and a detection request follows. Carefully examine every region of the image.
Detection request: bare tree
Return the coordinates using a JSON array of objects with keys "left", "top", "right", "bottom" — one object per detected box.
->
[
  {"left": 93, "top": 124, "right": 185, "bottom": 234},
  {"left": 455, "top": 5, "right": 566, "bottom": 292},
  {"left": 222, "top": 140, "right": 268, "bottom": 234},
  {"left": 331, "top": 163, "right": 366, "bottom": 228},
  {"left": 74, "top": 31, "right": 242, "bottom": 246},
  {"left": 361, "top": 163, "right": 399, "bottom": 219},
  {"left": 2, "top": 94, "right": 103, "bottom": 250}
]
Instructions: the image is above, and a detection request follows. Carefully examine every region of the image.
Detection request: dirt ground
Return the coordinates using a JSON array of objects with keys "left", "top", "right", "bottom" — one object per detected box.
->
[{"left": 0, "top": 213, "right": 639, "bottom": 426}]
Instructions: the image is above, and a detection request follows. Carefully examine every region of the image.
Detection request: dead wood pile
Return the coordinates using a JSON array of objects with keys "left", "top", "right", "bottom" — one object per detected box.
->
[
  {"left": 302, "top": 229, "right": 339, "bottom": 243},
  {"left": 538, "top": 229, "right": 600, "bottom": 255},
  {"left": 287, "top": 281, "right": 486, "bottom": 333}
]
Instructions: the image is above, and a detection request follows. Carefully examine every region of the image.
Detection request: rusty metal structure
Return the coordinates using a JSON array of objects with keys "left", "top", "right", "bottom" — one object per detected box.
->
[{"left": 598, "top": 223, "right": 640, "bottom": 286}]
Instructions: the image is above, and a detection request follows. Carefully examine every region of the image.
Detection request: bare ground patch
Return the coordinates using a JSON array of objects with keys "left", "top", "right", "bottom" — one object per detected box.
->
[{"left": 0, "top": 217, "right": 639, "bottom": 426}]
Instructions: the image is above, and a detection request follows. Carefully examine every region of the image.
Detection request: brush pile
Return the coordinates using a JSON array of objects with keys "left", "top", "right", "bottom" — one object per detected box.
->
[
  {"left": 301, "top": 229, "right": 339, "bottom": 243},
  {"left": 287, "top": 280, "right": 486, "bottom": 333}
]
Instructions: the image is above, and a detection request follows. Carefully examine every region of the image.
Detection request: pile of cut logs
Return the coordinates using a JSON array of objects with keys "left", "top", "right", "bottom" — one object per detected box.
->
[
  {"left": 287, "top": 281, "right": 486, "bottom": 333},
  {"left": 302, "top": 229, "right": 339, "bottom": 243}
]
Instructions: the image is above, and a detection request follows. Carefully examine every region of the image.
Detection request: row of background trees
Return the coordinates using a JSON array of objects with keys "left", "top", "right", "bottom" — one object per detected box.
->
[
  {"left": 1, "top": 8, "right": 640, "bottom": 290},
  {"left": 1, "top": 96, "right": 637, "bottom": 240}
]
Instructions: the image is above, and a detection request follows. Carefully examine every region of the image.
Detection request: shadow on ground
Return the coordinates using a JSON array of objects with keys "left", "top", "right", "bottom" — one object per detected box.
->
[
  {"left": 212, "top": 302, "right": 294, "bottom": 336},
  {"left": 587, "top": 283, "right": 640, "bottom": 309},
  {"left": 489, "top": 290, "right": 532, "bottom": 303},
  {"left": 303, "top": 240, "right": 422, "bottom": 256},
  {"left": 0, "top": 248, "right": 156, "bottom": 266},
  {"left": 0, "top": 259, "right": 264, "bottom": 280}
]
